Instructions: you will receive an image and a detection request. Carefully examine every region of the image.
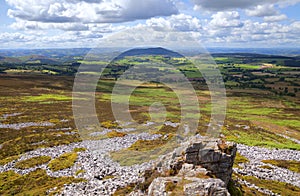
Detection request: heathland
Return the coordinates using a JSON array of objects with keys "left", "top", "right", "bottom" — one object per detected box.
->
[{"left": 0, "top": 48, "right": 299, "bottom": 195}]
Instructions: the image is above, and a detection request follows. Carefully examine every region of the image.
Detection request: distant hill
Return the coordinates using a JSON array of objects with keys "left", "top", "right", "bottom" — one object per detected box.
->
[
  {"left": 0, "top": 56, "right": 22, "bottom": 64},
  {"left": 212, "top": 53, "right": 300, "bottom": 67},
  {"left": 20, "top": 55, "right": 59, "bottom": 64},
  {"left": 207, "top": 47, "right": 300, "bottom": 55},
  {"left": 211, "top": 53, "right": 292, "bottom": 59},
  {"left": 115, "top": 47, "right": 184, "bottom": 60},
  {"left": 0, "top": 54, "right": 60, "bottom": 65}
]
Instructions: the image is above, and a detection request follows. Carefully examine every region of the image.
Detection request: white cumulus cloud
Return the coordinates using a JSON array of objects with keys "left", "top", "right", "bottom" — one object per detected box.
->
[
  {"left": 6, "top": 0, "right": 178, "bottom": 24},
  {"left": 245, "top": 4, "right": 279, "bottom": 17},
  {"left": 264, "top": 14, "right": 288, "bottom": 22},
  {"left": 192, "top": 0, "right": 300, "bottom": 11},
  {"left": 145, "top": 14, "right": 202, "bottom": 32},
  {"left": 209, "top": 11, "right": 243, "bottom": 28}
]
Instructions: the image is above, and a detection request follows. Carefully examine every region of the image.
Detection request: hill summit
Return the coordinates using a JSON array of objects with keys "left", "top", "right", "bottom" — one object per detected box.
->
[{"left": 115, "top": 47, "right": 184, "bottom": 59}]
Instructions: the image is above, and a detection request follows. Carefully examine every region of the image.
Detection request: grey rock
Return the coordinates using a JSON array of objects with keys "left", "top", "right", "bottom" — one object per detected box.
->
[
  {"left": 184, "top": 177, "right": 230, "bottom": 196},
  {"left": 148, "top": 176, "right": 230, "bottom": 196}
]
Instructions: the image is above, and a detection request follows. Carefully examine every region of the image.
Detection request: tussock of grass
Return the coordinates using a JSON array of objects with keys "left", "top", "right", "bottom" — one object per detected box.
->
[
  {"left": 75, "top": 169, "right": 85, "bottom": 176},
  {"left": 0, "top": 155, "right": 20, "bottom": 166},
  {"left": 0, "top": 169, "right": 83, "bottom": 195},
  {"left": 128, "top": 135, "right": 173, "bottom": 152},
  {"left": 165, "top": 181, "right": 177, "bottom": 192},
  {"left": 153, "top": 125, "right": 178, "bottom": 135},
  {"left": 227, "top": 180, "right": 243, "bottom": 196},
  {"left": 113, "top": 183, "right": 136, "bottom": 196},
  {"left": 106, "top": 130, "right": 127, "bottom": 138},
  {"left": 260, "top": 165, "right": 273, "bottom": 170},
  {"left": 262, "top": 160, "right": 300, "bottom": 173},
  {"left": 15, "top": 156, "right": 51, "bottom": 169},
  {"left": 73, "top": 147, "right": 86, "bottom": 152},
  {"left": 233, "top": 152, "right": 249, "bottom": 168},
  {"left": 101, "top": 121, "right": 120, "bottom": 129},
  {"left": 48, "top": 152, "right": 77, "bottom": 172},
  {"left": 217, "top": 139, "right": 234, "bottom": 155}
]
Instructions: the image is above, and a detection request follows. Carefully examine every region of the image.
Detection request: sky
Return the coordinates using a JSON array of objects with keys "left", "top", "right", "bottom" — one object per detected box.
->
[{"left": 0, "top": 0, "right": 300, "bottom": 49}]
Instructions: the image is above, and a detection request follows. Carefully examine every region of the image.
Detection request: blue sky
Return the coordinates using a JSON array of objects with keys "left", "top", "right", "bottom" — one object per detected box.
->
[{"left": 0, "top": 0, "right": 300, "bottom": 49}]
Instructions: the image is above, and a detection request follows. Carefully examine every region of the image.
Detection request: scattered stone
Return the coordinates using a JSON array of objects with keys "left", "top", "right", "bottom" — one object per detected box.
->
[
  {"left": 164, "top": 121, "right": 180, "bottom": 128},
  {"left": 2, "top": 125, "right": 299, "bottom": 196},
  {"left": 235, "top": 144, "right": 300, "bottom": 188},
  {"left": 0, "top": 122, "right": 54, "bottom": 130}
]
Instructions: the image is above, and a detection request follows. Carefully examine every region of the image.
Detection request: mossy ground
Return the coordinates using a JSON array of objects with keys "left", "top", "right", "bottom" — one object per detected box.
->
[
  {"left": 0, "top": 169, "right": 83, "bottom": 195},
  {"left": 73, "top": 147, "right": 87, "bottom": 152},
  {"left": 0, "top": 155, "right": 20, "bottom": 166},
  {"left": 48, "top": 151, "right": 78, "bottom": 172},
  {"left": 106, "top": 130, "right": 127, "bottom": 138},
  {"left": 222, "top": 124, "right": 300, "bottom": 150},
  {"left": 230, "top": 174, "right": 268, "bottom": 196},
  {"left": 262, "top": 159, "right": 300, "bottom": 173},
  {"left": 110, "top": 135, "right": 178, "bottom": 166},
  {"left": 233, "top": 152, "right": 249, "bottom": 168},
  {"left": 128, "top": 134, "right": 174, "bottom": 151},
  {"left": 0, "top": 75, "right": 81, "bottom": 160},
  {"left": 15, "top": 156, "right": 51, "bottom": 169},
  {"left": 75, "top": 169, "right": 85, "bottom": 176},
  {"left": 113, "top": 183, "right": 136, "bottom": 196},
  {"left": 235, "top": 173, "right": 300, "bottom": 195},
  {"left": 101, "top": 121, "right": 120, "bottom": 129}
]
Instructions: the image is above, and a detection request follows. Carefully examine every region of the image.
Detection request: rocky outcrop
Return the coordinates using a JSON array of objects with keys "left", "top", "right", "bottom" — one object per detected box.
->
[
  {"left": 184, "top": 138, "right": 237, "bottom": 185},
  {"left": 147, "top": 137, "right": 236, "bottom": 196}
]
